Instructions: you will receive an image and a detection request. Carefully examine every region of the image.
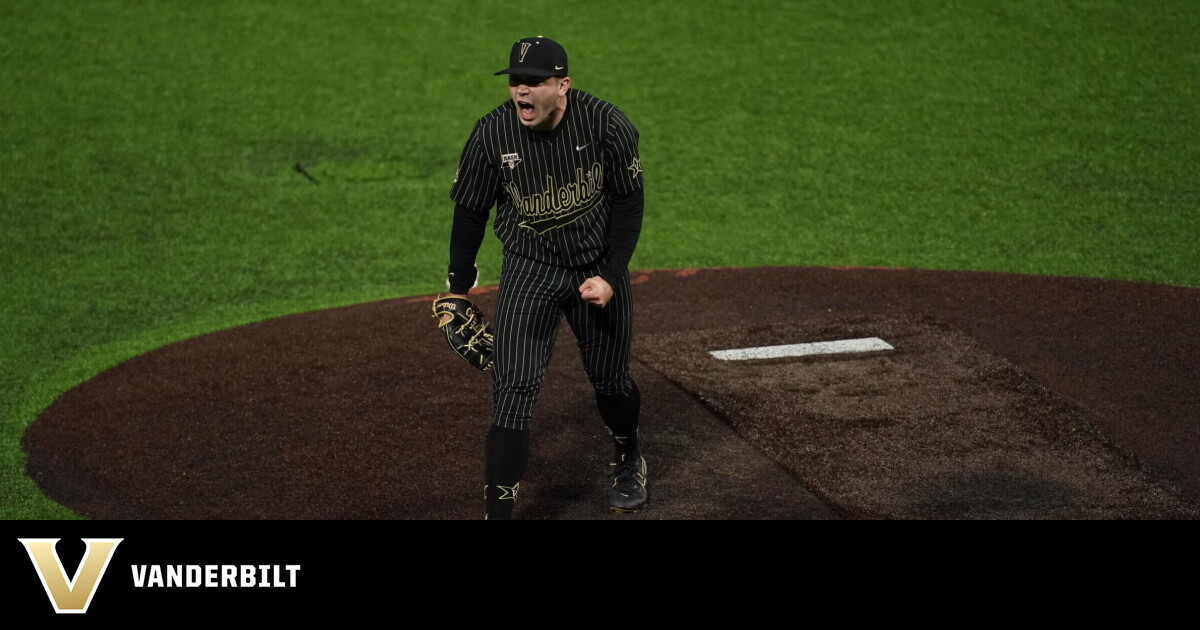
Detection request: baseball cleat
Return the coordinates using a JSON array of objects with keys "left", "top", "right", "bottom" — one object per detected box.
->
[{"left": 609, "top": 453, "right": 648, "bottom": 513}]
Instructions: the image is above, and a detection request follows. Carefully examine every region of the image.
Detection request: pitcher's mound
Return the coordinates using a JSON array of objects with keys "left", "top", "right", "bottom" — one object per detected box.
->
[{"left": 24, "top": 267, "right": 1200, "bottom": 519}]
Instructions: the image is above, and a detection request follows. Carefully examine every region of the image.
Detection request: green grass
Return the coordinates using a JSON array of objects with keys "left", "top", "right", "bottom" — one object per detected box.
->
[{"left": 2, "top": 0, "right": 1197, "bottom": 518}]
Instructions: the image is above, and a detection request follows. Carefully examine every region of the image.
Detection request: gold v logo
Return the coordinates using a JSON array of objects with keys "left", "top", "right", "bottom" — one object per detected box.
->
[
  {"left": 519, "top": 42, "right": 531, "bottom": 63},
  {"left": 19, "top": 538, "right": 123, "bottom": 614}
]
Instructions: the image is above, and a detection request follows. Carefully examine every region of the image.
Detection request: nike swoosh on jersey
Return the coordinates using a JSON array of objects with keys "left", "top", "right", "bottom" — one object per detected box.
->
[{"left": 575, "top": 143, "right": 590, "bottom": 151}]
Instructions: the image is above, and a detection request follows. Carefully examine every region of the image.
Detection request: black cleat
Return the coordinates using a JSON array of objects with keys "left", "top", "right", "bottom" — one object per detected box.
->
[{"left": 609, "top": 453, "right": 648, "bottom": 513}]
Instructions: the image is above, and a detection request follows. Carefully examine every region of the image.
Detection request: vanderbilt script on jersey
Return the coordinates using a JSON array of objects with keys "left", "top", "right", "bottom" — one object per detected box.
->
[{"left": 502, "top": 162, "right": 604, "bottom": 234}]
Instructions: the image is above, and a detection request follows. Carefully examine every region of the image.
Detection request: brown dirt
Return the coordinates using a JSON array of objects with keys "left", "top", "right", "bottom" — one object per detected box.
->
[{"left": 23, "top": 267, "right": 1200, "bottom": 519}]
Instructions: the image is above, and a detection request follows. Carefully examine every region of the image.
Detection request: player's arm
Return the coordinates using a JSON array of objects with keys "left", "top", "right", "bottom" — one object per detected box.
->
[
  {"left": 434, "top": 203, "right": 495, "bottom": 369},
  {"left": 596, "top": 105, "right": 645, "bottom": 289},
  {"left": 443, "top": 120, "right": 498, "bottom": 321},
  {"left": 597, "top": 187, "right": 643, "bottom": 287},
  {"left": 447, "top": 119, "right": 499, "bottom": 296},
  {"left": 448, "top": 203, "right": 488, "bottom": 295}
]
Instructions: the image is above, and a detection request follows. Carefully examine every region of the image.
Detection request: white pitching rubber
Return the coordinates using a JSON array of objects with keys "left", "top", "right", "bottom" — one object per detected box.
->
[{"left": 709, "top": 337, "right": 894, "bottom": 361}]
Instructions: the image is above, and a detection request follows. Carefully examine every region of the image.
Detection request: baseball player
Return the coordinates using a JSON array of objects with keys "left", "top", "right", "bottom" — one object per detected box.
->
[{"left": 439, "top": 36, "right": 646, "bottom": 519}]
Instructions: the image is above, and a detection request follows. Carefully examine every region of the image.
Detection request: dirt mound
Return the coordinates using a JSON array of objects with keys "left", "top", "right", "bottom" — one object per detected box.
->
[{"left": 24, "top": 267, "right": 1200, "bottom": 519}]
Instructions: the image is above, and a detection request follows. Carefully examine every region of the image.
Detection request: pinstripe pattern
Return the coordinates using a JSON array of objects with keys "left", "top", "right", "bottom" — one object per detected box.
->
[
  {"left": 450, "top": 90, "right": 644, "bottom": 270},
  {"left": 490, "top": 254, "right": 634, "bottom": 430},
  {"left": 450, "top": 88, "right": 642, "bottom": 431}
]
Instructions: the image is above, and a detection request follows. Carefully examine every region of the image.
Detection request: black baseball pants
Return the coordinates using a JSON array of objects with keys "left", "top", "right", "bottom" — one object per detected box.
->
[{"left": 490, "top": 253, "right": 636, "bottom": 430}]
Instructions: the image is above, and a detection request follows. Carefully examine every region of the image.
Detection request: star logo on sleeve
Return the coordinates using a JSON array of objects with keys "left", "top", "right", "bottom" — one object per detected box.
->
[
  {"left": 497, "top": 483, "right": 520, "bottom": 501},
  {"left": 626, "top": 157, "right": 642, "bottom": 179}
]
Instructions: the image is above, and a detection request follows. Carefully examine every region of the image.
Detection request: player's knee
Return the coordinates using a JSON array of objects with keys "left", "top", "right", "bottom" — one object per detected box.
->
[
  {"left": 493, "top": 380, "right": 542, "bottom": 402},
  {"left": 492, "top": 382, "right": 542, "bottom": 431}
]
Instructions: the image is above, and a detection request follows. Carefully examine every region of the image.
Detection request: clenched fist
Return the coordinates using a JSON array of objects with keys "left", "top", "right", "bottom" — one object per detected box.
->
[{"left": 578, "top": 276, "right": 614, "bottom": 307}]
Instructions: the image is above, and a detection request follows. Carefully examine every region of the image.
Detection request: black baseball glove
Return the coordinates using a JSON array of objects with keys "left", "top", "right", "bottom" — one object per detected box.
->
[{"left": 432, "top": 295, "right": 494, "bottom": 371}]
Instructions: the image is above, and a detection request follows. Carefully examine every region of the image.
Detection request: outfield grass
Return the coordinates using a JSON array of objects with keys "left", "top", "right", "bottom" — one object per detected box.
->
[{"left": 2, "top": 0, "right": 1197, "bottom": 518}]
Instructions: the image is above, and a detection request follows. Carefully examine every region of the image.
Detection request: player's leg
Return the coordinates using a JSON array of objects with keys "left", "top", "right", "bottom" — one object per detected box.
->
[
  {"left": 483, "top": 423, "right": 527, "bottom": 520},
  {"left": 565, "top": 268, "right": 638, "bottom": 441},
  {"left": 564, "top": 268, "right": 645, "bottom": 511},
  {"left": 483, "top": 255, "right": 567, "bottom": 519}
]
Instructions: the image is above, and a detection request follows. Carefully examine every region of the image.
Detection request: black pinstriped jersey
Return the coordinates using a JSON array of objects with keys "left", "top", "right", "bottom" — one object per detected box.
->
[{"left": 449, "top": 89, "right": 644, "bottom": 269}]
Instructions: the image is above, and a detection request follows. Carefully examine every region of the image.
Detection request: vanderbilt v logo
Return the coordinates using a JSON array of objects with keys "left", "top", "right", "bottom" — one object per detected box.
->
[{"left": 19, "top": 538, "right": 123, "bottom": 614}]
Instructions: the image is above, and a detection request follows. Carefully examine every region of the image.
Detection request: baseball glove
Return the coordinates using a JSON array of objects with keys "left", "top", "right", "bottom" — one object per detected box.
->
[{"left": 432, "top": 295, "right": 494, "bottom": 371}]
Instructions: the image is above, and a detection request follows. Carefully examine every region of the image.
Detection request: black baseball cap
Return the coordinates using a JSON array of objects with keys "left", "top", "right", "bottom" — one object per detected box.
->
[{"left": 494, "top": 36, "right": 568, "bottom": 77}]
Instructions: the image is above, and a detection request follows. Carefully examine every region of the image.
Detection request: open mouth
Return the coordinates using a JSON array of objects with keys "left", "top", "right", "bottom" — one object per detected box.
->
[{"left": 517, "top": 100, "right": 536, "bottom": 122}]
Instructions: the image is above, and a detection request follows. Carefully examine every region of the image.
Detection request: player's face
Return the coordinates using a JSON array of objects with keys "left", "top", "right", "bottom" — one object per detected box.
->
[{"left": 509, "top": 74, "right": 569, "bottom": 130}]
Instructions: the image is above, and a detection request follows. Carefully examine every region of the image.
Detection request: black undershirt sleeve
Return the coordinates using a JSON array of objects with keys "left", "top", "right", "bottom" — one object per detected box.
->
[
  {"left": 598, "top": 187, "right": 644, "bottom": 286},
  {"left": 448, "top": 203, "right": 489, "bottom": 294}
]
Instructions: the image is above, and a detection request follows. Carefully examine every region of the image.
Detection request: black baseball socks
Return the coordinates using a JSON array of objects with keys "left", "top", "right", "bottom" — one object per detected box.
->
[
  {"left": 484, "top": 424, "right": 529, "bottom": 520},
  {"left": 597, "top": 382, "right": 641, "bottom": 458}
]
